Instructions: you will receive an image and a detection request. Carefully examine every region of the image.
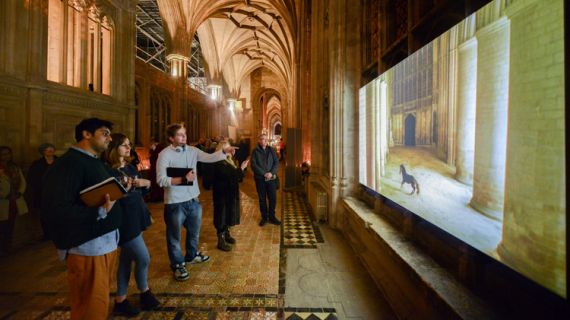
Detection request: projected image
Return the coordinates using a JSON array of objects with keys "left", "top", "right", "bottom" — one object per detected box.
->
[{"left": 359, "top": 0, "right": 566, "bottom": 297}]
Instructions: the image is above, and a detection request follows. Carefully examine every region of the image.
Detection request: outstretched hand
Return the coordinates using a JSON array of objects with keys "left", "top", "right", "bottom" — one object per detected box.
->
[{"left": 223, "top": 146, "right": 237, "bottom": 156}]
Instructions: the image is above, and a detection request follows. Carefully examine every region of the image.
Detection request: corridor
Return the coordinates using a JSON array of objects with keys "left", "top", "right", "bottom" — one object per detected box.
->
[{"left": 0, "top": 171, "right": 394, "bottom": 319}]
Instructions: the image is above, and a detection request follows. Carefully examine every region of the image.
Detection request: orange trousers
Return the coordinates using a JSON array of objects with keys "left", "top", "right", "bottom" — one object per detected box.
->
[{"left": 66, "top": 251, "right": 117, "bottom": 320}]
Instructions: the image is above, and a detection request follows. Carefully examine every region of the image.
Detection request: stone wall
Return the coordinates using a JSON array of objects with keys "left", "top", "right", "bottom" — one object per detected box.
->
[
  {"left": 134, "top": 59, "right": 215, "bottom": 145},
  {"left": 0, "top": 0, "right": 137, "bottom": 248}
]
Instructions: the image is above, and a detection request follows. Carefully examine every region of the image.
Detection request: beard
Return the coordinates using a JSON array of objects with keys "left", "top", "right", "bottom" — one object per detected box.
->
[{"left": 91, "top": 141, "right": 109, "bottom": 154}]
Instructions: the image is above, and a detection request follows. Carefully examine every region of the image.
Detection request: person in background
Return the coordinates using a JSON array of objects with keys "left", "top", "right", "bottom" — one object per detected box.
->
[
  {"left": 251, "top": 134, "right": 280, "bottom": 226},
  {"left": 101, "top": 133, "right": 160, "bottom": 316},
  {"left": 149, "top": 139, "right": 165, "bottom": 202},
  {"left": 130, "top": 147, "right": 141, "bottom": 168},
  {"left": 195, "top": 138, "right": 206, "bottom": 151},
  {"left": 42, "top": 118, "right": 121, "bottom": 320},
  {"left": 0, "top": 146, "right": 27, "bottom": 256},
  {"left": 26, "top": 143, "right": 57, "bottom": 240},
  {"left": 234, "top": 138, "right": 250, "bottom": 165},
  {"left": 209, "top": 141, "right": 249, "bottom": 251}
]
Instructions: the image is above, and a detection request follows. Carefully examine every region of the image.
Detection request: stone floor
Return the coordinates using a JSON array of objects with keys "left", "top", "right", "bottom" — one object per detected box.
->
[{"left": 0, "top": 170, "right": 395, "bottom": 319}]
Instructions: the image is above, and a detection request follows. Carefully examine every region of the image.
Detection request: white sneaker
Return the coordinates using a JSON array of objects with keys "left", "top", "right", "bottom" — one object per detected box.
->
[
  {"left": 173, "top": 263, "right": 189, "bottom": 281},
  {"left": 187, "top": 252, "right": 210, "bottom": 264}
]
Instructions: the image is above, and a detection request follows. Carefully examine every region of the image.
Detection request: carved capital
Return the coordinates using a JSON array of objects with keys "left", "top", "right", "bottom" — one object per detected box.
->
[{"left": 70, "top": 0, "right": 95, "bottom": 10}]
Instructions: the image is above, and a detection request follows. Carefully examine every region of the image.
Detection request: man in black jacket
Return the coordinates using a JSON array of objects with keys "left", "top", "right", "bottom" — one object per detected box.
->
[
  {"left": 42, "top": 118, "right": 121, "bottom": 320},
  {"left": 251, "top": 134, "right": 280, "bottom": 226}
]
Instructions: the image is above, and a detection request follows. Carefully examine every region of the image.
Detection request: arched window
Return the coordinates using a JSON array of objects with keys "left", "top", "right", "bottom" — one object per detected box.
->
[{"left": 47, "top": 0, "right": 113, "bottom": 95}]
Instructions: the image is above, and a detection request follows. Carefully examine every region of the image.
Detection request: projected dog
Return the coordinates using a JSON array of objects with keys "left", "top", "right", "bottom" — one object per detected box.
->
[{"left": 399, "top": 164, "right": 420, "bottom": 195}]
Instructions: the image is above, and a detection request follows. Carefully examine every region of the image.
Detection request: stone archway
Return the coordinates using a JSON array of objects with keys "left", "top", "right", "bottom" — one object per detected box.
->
[
  {"left": 405, "top": 114, "right": 416, "bottom": 146},
  {"left": 253, "top": 87, "right": 282, "bottom": 138}
]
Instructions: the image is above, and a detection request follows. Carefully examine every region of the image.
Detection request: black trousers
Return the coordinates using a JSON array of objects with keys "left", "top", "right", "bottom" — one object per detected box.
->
[{"left": 254, "top": 178, "right": 277, "bottom": 220}]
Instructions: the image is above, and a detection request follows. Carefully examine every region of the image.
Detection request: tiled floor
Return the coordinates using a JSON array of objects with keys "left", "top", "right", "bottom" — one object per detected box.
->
[
  {"left": 0, "top": 169, "right": 392, "bottom": 319},
  {"left": 282, "top": 192, "right": 324, "bottom": 249}
]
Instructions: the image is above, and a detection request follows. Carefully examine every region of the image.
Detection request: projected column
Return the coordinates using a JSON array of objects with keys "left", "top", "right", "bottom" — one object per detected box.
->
[
  {"left": 455, "top": 38, "right": 477, "bottom": 185},
  {"left": 469, "top": 18, "right": 509, "bottom": 221},
  {"left": 498, "top": 0, "right": 566, "bottom": 298}
]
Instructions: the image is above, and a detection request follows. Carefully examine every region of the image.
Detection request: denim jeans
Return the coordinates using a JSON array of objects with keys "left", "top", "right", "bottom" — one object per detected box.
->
[
  {"left": 116, "top": 234, "right": 150, "bottom": 296},
  {"left": 254, "top": 178, "right": 277, "bottom": 220},
  {"left": 164, "top": 198, "right": 202, "bottom": 269}
]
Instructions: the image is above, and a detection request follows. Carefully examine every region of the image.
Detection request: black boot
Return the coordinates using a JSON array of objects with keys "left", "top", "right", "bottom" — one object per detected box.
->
[
  {"left": 224, "top": 228, "right": 236, "bottom": 244},
  {"left": 217, "top": 232, "right": 232, "bottom": 251}
]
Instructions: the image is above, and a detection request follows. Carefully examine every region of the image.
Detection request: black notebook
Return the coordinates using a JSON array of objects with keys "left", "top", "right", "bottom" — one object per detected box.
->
[{"left": 167, "top": 167, "right": 194, "bottom": 186}]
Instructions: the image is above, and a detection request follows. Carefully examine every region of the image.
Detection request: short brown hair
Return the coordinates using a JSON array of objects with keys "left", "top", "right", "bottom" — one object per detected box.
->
[{"left": 166, "top": 123, "right": 185, "bottom": 139}]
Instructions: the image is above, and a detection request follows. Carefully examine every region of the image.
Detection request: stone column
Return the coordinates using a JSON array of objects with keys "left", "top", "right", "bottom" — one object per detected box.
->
[
  {"left": 328, "top": 0, "right": 360, "bottom": 228},
  {"left": 26, "top": 0, "right": 48, "bottom": 82},
  {"left": 24, "top": 0, "right": 49, "bottom": 162},
  {"left": 79, "top": 9, "right": 89, "bottom": 90},
  {"left": 454, "top": 38, "right": 477, "bottom": 185},
  {"left": 469, "top": 17, "right": 510, "bottom": 221},
  {"left": 497, "top": 0, "right": 566, "bottom": 298}
]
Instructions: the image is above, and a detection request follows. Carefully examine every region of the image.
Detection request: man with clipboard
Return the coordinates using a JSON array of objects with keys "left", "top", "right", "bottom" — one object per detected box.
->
[{"left": 156, "top": 123, "right": 236, "bottom": 281}]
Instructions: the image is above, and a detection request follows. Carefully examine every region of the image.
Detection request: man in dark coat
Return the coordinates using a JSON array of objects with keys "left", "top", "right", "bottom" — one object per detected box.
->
[
  {"left": 250, "top": 134, "right": 280, "bottom": 226},
  {"left": 26, "top": 143, "right": 57, "bottom": 240},
  {"left": 42, "top": 118, "right": 122, "bottom": 319}
]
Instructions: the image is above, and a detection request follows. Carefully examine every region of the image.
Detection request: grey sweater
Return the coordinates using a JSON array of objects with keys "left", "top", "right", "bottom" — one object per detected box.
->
[{"left": 156, "top": 144, "right": 226, "bottom": 204}]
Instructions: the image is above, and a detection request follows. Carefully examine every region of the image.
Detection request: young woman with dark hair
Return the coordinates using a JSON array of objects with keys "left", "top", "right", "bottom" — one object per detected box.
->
[{"left": 101, "top": 133, "right": 160, "bottom": 316}]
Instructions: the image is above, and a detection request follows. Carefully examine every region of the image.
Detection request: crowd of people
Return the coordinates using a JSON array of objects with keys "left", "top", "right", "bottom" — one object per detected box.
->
[{"left": 0, "top": 117, "right": 282, "bottom": 319}]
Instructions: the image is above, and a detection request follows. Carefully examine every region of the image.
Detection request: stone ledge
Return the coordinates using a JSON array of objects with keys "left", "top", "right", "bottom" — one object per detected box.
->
[{"left": 341, "top": 197, "right": 497, "bottom": 320}]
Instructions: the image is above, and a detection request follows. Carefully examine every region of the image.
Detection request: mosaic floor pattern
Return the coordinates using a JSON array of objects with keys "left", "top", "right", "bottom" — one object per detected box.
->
[
  {"left": 282, "top": 192, "right": 324, "bottom": 249},
  {"left": 0, "top": 292, "right": 337, "bottom": 319}
]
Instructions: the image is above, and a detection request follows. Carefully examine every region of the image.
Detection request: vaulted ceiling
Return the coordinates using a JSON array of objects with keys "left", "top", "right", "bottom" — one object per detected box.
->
[{"left": 153, "top": 0, "right": 297, "bottom": 98}]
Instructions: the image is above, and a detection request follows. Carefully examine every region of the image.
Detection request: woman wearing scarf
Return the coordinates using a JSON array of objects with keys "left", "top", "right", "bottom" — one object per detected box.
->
[
  {"left": 0, "top": 146, "right": 27, "bottom": 256},
  {"left": 210, "top": 141, "right": 249, "bottom": 251}
]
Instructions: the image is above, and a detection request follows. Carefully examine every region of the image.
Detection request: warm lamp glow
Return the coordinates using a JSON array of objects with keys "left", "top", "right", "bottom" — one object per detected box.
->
[
  {"left": 227, "top": 98, "right": 237, "bottom": 110},
  {"left": 207, "top": 84, "right": 222, "bottom": 101},
  {"left": 166, "top": 54, "right": 190, "bottom": 78}
]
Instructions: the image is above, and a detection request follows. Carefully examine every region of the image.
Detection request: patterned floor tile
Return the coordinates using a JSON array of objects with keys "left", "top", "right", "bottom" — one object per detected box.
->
[{"left": 282, "top": 192, "right": 324, "bottom": 248}]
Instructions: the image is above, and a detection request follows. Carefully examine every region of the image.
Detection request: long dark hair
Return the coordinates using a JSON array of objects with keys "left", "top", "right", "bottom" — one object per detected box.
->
[{"left": 100, "top": 133, "right": 132, "bottom": 168}]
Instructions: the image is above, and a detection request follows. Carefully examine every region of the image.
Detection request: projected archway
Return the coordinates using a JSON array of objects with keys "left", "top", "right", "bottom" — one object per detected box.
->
[{"left": 404, "top": 114, "right": 416, "bottom": 146}]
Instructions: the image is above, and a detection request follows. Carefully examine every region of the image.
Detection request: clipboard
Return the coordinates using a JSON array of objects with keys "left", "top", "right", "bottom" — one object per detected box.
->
[{"left": 167, "top": 167, "right": 194, "bottom": 186}]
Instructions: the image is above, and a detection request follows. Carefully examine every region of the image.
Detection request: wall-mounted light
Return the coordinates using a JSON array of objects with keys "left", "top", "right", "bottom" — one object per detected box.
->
[
  {"left": 227, "top": 98, "right": 237, "bottom": 110},
  {"left": 166, "top": 54, "right": 190, "bottom": 78},
  {"left": 207, "top": 84, "right": 222, "bottom": 101}
]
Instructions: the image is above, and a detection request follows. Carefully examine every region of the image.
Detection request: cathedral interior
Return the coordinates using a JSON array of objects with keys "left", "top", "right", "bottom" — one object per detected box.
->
[{"left": 0, "top": 0, "right": 569, "bottom": 319}]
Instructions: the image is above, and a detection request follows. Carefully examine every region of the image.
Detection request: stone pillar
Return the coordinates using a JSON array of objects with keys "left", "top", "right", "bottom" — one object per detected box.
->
[
  {"left": 79, "top": 9, "right": 89, "bottom": 90},
  {"left": 328, "top": 0, "right": 360, "bottom": 228},
  {"left": 24, "top": 0, "right": 48, "bottom": 162},
  {"left": 497, "top": 0, "right": 566, "bottom": 298},
  {"left": 454, "top": 38, "right": 477, "bottom": 185},
  {"left": 27, "top": 0, "right": 48, "bottom": 82},
  {"left": 469, "top": 17, "right": 510, "bottom": 221}
]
